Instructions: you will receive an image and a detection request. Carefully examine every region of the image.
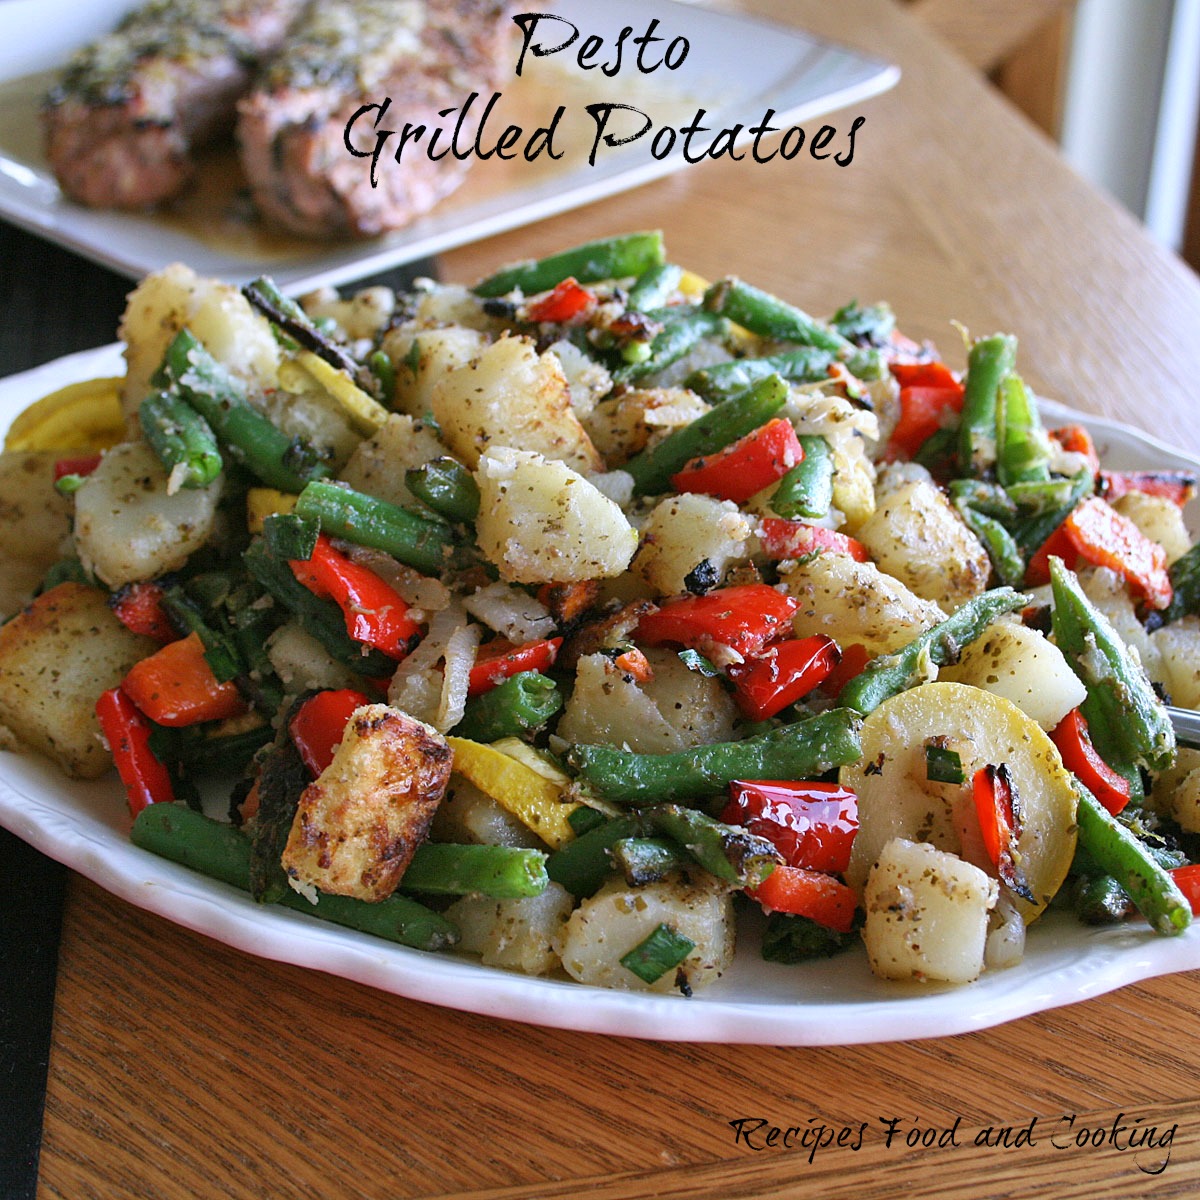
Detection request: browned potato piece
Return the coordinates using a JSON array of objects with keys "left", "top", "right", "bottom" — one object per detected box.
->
[
  {"left": 0, "top": 583, "right": 158, "bottom": 778},
  {"left": 282, "top": 704, "right": 453, "bottom": 902}
]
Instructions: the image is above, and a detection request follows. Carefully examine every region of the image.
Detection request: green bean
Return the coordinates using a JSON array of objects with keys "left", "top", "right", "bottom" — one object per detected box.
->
[
  {"left": 168, "top": 722, "right": 273, "bottom": 778},
  {"left": 948, "top": 478, "right": 1017, "bottom": 519},
  {"left": 243, "top": 534, "right": 396, "bottom": 677},
  {"left": 760, "top": 912, "right": 858, "bottom": 963},
  {"left": 996, "top": 372, "right": 1051, "bottom": 486},
  {"left": 954, "top": 501, "right": 1026, "bottom": 588},
  {"left": 839, "top": 588, "right": 1028, "bottom": 715},
  {"left": 622, "top": 372, "right": 789, "bottom": 495},
  {"left": 368, "top": 349, "right": 396, "bottom": 403},
  {"left": 702, "top": 277, "right": 855, "bottom": 356},
  {"left": 913, "top": 425, "right": 959, "bottom": 474},
  {"left": 1074, "top": 781, "right": 1191, "bottom": 936},
  {"left": 608, "top": 837, "right": 690, "bottom": 886},
  {"left": 957, "top": 333, "right": 1017, "bottom": 477},
  {"left": 611, "top": 307, "right": 727, "bottom": 385},
  {"left": 1049, "top": 557, "right": 1176, "bottom": 772},
  {"left": 139, "top": 387, "right": 223, "bottom": 489},
  {"left": 546, "top": 815, "right": 642, "bottom": 896},
  {"left": 626, "top": 262, "right": 683, "bottom": 312},
  {"left": 828, "top": 299, "right": 896, "bottom": 348},
  {"left": 398, "top": 843, "right": 548, "bottom": 898},
  {"left": 642, "top": 805, "right": 781, "bottom": 888},
  {"left": 771, "top": 435, "right": 834, "bottom": 519},
  {"left": 567, "top": 805, "right": 609, "bottom": 836},
  {"left": 130, "top": 804, "right": 458, "bottom": 951},
  {"left": 1071, "top": 873, "right": 1136, "bottom": 925},
  {"left": 565, "top": 708, "right": 862, "bottom": 806},
  {"left": 452, "top": 671, "right": 563, "bottom": 743},
  {"left": 472, "top": 232, "right": 666, "bottom": 298},
  {"left": 1159, "top": 542, "right": 1200, "bottom": 625},
  {"left": 685, "top": 348, "right": 836, "bottom": 401},
  {"left": 160, "top": 584, "right": 245, "bottom": 684},
  {"left": 244, "top": 276, "right": 378, "bottom": 395},
  {"left": 294, "top": 479, "right": 456, "bottom": 576},
  {"left": 405, "top": 457, "right": 480, "bottom": 524},
  {"left": 1011, "top": 468, "right": 1094, "bottom": 557},
  {"left": 156, "top": 329, "right": 331, "bottom": 493},
  {"left": 1007, "top": 475, "right": 1088, "bottom": 515}
]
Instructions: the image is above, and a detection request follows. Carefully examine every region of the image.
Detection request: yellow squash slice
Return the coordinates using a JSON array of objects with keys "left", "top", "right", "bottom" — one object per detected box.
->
[
  {"left": 447, "top": 736, "right": 581, "bottom": 849},
  {"left": 4, "top": 377, "right": 125, "bottom": 452},
  {"left": 840, "top": 681, "right": 1078, "bottom": 922}
]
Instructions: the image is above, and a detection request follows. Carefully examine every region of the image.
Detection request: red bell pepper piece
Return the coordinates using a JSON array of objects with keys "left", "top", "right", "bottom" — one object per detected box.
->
[
  {"left": 109, "top": 581, "right": 178, "bottom": 644},
  {"left": 1099, "top": 470, "right": 1197, "bottom": 508},
  {"left": 889, "top": 360, "right": 960, "bottom": 390},
  {"left": 1023, "top": 522, "right": 1077, "bottom": 586},
  {"left": 53, "top": 453, "right": 103, "bottom": 481},
  {"left": 757, "top": 518, "right": 869, "bottom": 563},
  {"left": 972, "top": 763, "right": 1033, "bottom": 901},
  {"left": 289, "top": 688, "right": 372, "bottom": 776},
  {"left": 121, "top": 632, "right": 248, "bottom": 728},
  {"left": 722, "top": 780, "right": 858, "bottom": 874},
  {"left": 726, "top": 634, "right": 840, "bottom": 720},
  {"left": 612, "top": 647, "right": 654, "bottom": 682},
  {"left": 670, "top": 417, "right": 803, "bottom": 504},
  {"left": 468, "top": 637, "right": 563, "bottom": 696},
  {"left": 95, "top": 686, "right": 175, "bottom": 815},
  {"left": 818, "top": 641, "right": 872, "bottom": 700},
  {"left": 884, "top": 384, "right": 965, "bottom": 461},
  {"left": 525, "top": 277, "right": 596, "bottom": 323},
  {"left": 746, "top": 865, "right": 858, "bottom": 932},
  {"left": 1169, "top": 864, "right": 1200, "bottom": 916},
  {"left": 1048, "top": 425, "right": 1101, "bottom": 475},
  {"left": 637, "top": 584, "right": 799, "bottom": 659},
  {"left": 291, "top": 534, "right": 423, "bottom": 659},
  {"left": 1025, "top": 496, "right": 1172, "bottom": 609},
  {"left": 1050, "top": 708, "right": 1131, "bottom": 816}
]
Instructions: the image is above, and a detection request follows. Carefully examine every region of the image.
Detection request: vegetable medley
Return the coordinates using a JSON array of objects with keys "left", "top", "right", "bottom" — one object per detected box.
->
[{"left": 5, "top": 230, "right": 1200, "bottom": 995}]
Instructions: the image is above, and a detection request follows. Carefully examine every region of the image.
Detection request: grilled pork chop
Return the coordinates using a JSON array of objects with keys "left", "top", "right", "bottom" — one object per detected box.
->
[
  {"left": 236, "top": 0, "right": 515, "bottom": 240},
  {"left": 43, "top": 0, "right": 305, "bottom": 210}
]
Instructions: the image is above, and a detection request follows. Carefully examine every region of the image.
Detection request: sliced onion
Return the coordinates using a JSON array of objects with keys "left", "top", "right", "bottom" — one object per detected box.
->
[{"left": 463, "top": 582, "right": 556, "bottom": 643}]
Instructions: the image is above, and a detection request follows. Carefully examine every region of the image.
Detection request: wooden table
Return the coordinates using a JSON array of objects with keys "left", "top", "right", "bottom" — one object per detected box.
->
[{"left": 9, "top": 0, "right": 1200, "bottom": 1196}]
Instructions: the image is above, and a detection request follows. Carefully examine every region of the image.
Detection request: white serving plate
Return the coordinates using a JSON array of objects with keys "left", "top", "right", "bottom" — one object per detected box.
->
[
  {"left": 0, "top": 0, "right": 898, "bottom": 292},
  {"left": 3, "top": 346, "right": 1200, "bottom": 1044}
]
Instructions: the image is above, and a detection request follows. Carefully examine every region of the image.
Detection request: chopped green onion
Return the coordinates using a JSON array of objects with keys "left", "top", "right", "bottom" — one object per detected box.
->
[
  {"left": 925, "top": 742, "right": 965, "bottom": 785},
  {"left": 678, "top": 648, "right": 720, "bottom": 677},
  {"left": 619, "top": 922, "right": 696, "bottom": 984}
]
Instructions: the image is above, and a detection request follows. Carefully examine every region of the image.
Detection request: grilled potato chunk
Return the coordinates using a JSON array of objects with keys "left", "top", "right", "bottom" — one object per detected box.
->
[
  {"left": 863, "top": 838, "right": 998, "bottom": 983},
  {"left": 554, "top": 873, "right": 734, "bottom": 994},
  {"left": 474, "top": 448, "right": 638, "bottom": 584},
  {"left": 631, "top": 493, "right": 753, "bottom": 598},
  {"left": 779, "top": 551, "right": 945, "bottom": 655},
  {"left": 73, "top": 441, "right": 223, "bottom": 588},
  {"left": 855, "top": 476, "right": 990, "bottom": 608},
  {"left": 282, "top": 704, "right": 452, "bottom": 902},
  {"left": 0, "top": 583, "right": 157, "bottom": 778},
  {"left": 430, "top": 334, "right": 601, "bottom": 472}
]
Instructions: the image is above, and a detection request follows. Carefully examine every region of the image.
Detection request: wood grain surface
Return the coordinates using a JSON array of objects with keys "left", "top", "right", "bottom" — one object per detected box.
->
[{"left": 18, "top": 1, "right": 1200, "bottom": 1197}]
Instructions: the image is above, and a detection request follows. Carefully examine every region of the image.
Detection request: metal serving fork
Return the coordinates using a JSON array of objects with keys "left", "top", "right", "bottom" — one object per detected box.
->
[{"left": 1169, "top": 706, "right": 1200, "bottom": 750}]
